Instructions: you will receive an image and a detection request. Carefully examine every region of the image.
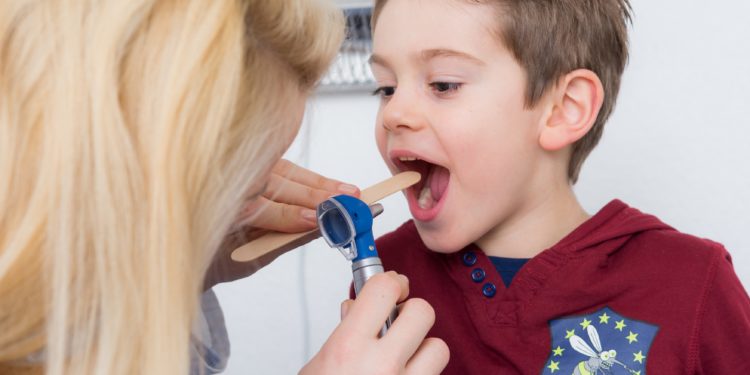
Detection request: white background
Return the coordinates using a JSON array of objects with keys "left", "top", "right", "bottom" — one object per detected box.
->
[{"left": 215, "top": 0, "right": 750, "bottom": 373}]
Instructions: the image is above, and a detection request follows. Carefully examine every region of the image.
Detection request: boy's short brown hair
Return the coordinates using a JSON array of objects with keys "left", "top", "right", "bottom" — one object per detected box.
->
[{"left": 372, "top": 0, "right": 632, "bottom": 182}]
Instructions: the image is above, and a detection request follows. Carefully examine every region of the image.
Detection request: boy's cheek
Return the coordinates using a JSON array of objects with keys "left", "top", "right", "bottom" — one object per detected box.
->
[{"left": 374, "top": 128, "right": 391, "bottom": 165}]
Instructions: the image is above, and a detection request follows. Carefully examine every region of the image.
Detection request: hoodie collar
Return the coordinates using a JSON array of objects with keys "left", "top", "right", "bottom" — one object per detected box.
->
[{"left": 551, "top": 199, "right": 673, "bottom": 255}]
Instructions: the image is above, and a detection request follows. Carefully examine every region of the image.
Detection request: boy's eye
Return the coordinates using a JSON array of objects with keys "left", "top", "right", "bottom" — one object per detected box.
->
[
  {"left": 372, "top": 86, "right": 396, "bottom": 98},
  {"left": 430, "top": 82, "right": 462, "bottom": 94}
]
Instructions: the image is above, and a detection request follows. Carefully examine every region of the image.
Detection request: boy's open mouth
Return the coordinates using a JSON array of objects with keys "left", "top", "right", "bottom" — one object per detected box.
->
[{"left": 392, "top": 156, "right": 450, "bottom": 211}]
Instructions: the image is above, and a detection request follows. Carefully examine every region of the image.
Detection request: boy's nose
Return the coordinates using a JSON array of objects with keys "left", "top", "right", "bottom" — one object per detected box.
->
[{"left": 381, "top": 88, "right": 425, "bottom": 133}]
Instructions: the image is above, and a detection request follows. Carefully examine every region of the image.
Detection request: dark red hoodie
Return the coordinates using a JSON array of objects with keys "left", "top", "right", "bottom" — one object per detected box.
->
[{"left": 374, "top": 200, "right": 750, "bottom": 374}]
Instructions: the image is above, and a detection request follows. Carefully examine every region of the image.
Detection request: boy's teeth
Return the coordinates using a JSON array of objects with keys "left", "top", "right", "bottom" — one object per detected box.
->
[
  {"left": 418, "top": 186, "right": 434, "bottom": 209},
  {"left": 399, "top": 156, "right": 418, "bottom": 161}
]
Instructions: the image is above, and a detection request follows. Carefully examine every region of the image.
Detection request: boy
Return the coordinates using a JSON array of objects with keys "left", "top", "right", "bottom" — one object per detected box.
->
[{"left": 367, "top": 0, "right": 750, "bottom": 373}]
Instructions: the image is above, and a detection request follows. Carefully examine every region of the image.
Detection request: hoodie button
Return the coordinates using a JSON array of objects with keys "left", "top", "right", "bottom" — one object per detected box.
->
[
  {"left": 482, "top": 283, "right": 497, "bottom": 298},
  {"left": 471, "top": 268, "right": 486, "bottom": 283},
  {"left": 462, "top": 252, "right": 477, "bottom": 266}
]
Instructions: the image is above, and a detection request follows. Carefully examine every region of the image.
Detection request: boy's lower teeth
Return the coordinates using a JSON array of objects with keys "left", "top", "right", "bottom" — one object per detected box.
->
[{"left": 418, "top": 186, "right": 435, "bottom": 209}]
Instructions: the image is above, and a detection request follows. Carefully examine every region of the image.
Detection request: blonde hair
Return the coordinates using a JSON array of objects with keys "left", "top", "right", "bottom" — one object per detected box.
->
[{"left": 0, "top": 0, "right": 342, "bottom": 374}]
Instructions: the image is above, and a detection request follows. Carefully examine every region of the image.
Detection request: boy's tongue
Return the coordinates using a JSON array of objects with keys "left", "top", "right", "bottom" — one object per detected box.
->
[{"left": 417, "top": 165, "right": 449, "bottom": 209}]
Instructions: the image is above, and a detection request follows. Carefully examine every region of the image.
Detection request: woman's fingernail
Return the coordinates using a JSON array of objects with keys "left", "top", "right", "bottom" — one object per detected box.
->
[
  {"left": 337, "top": 184, "right": 359, "bottom": 194},
  {"left": 301, "top": 209, "right": 317, "bottom": 222},
  {"left": 340, "top": 301, "right": 351, "bottom": 320}
]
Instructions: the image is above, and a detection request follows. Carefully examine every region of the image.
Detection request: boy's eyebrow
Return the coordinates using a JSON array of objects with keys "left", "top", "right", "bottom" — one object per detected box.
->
[
  {"left": 419, "top": 49, "right": 486, "bottom": 66},
  {"left": 369, "top": 53, "right": 391, "bottom": 68},
  {"left": 369, "top": 49, "right": 486, "bottom": 67}
]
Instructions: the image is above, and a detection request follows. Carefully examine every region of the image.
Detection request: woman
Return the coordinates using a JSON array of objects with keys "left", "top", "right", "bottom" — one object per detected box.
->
[{"left": 0, "top": 0, "right": 448, "bottom": 374}]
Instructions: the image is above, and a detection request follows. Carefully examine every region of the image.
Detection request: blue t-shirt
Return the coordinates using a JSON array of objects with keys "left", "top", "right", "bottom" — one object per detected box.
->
[{"left": 488, "top": 256, "right": 529, "bottom": 287}]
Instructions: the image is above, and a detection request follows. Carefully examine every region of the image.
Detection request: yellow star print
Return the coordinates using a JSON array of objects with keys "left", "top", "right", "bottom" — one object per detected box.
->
[
  {"left": 580, "top": 318, "right": 592, "bottom": 329},
  {"left": 553, "top": 346, "right": 565, "bottom": 356},
  {"left": 547, "top": 360, "right": 560, "bottom": 373},
  {"left": 615, "top": 319, "right": 627, "bottom": 331},
  {"left": 633, "top": 371, "right": 641, "bottom": 375},
  {"left": 633, "top": 350, "right": 646, "bottom": 364},
  {"left": 599, "top": 312, "right": 610, "bottom": 324},
  {"left": 565, "top": 329, "right": 576, "bottom": 339},
  {"left": 626, "top": 331, "right": 639, "bottom": 344}
]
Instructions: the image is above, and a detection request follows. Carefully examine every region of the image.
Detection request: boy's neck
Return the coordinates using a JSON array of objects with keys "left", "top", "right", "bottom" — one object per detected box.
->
[{"left": 475, "top": 183, "right": 589, "bottom": 259}]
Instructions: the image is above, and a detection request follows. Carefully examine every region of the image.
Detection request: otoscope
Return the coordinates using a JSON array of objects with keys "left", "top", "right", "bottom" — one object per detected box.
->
[{"left": 317, "top": 195, "right": 398, "bottom": 337}]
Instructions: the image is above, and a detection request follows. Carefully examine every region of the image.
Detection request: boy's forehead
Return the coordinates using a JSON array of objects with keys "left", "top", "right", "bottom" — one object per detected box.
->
[{"left": 372, "top": 0, "right": 504, "bottom": 63}]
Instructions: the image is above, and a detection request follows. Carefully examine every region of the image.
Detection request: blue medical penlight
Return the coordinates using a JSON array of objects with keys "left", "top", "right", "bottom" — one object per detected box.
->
[
  {"left": 317, "top": 195, "right": 397, "bottom": 336},
  {"left": 317, "top": 195, "right": 379, "bottom": 262}
]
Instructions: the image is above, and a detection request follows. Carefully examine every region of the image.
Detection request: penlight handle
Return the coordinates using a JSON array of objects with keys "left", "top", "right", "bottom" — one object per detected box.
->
[{"left": 352, "top": 257, "right": 399, "bottom": 337}]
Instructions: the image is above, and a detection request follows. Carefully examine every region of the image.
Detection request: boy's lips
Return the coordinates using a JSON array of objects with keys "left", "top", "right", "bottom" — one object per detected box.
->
[{"left": 388, "top": 150, "right": 451, "bottom": 222}]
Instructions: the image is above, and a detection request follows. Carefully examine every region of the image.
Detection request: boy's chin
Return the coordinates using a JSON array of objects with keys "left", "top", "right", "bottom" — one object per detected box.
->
[{"left": 416, "top": 226, "right": 472, "bottom": 254}]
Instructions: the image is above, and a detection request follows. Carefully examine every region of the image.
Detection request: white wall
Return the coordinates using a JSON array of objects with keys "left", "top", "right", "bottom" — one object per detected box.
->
[{"left": 215, "top": 1, "right": 750, "bottom": 373}]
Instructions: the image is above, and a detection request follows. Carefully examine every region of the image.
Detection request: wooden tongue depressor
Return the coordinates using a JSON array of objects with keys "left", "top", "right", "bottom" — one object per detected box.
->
[{"left": 230, "top": 171, "right": 421, "bottom": 263}]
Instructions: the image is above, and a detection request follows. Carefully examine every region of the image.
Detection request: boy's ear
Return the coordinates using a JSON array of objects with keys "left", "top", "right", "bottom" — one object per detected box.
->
[{"left": 539, "top": 69, "right": 604, "bottom": 151}]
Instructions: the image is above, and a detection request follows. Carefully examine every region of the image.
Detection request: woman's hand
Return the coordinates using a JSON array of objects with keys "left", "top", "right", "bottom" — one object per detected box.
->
[
  {"left": 204, "top": 159, "right": 360, "bottom": 289},
  {"left": 235, "top": 159, "right": 360, "bottom": 234},
  {"left": 301, "top": 272, "right": 450, "bottom": 374}
]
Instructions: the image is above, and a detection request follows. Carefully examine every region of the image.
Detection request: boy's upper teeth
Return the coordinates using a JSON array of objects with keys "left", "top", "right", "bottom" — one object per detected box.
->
[{"left": 399, "top": 156, "right": 418, "bottom": 161}]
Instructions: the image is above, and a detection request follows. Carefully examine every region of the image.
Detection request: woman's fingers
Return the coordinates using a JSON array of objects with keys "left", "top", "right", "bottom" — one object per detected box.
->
[
  {"left": 405, "top": 337, "right": 450, "bottom": 375},
  {"left": 340, "top": 300, "right": 354, "bottom": 321},
  {"left": 234, "top": 159, "right": 361, "bottom": 233},
  {"left": 263, "top": 173, "right": 334, "bottom": 209},
  {"left": 272, "top": 159, "right": 360, "bottom": 197},
  {"left": 303, "top": 272, "right": 445, "bottom": 375},
  {"left": 340, "top": 272, "right": 409, "bottom": 337},
  {"left": 237, "top": 197, "right": 317, "bottom": 233},
  {"left": 382, "top": 298, "right": 436, "bottom": 365}
]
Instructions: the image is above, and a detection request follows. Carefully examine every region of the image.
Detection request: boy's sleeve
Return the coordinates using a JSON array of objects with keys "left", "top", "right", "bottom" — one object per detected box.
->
[{"left": 694, "top": 247, "right": 750, "bottom": 374}]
